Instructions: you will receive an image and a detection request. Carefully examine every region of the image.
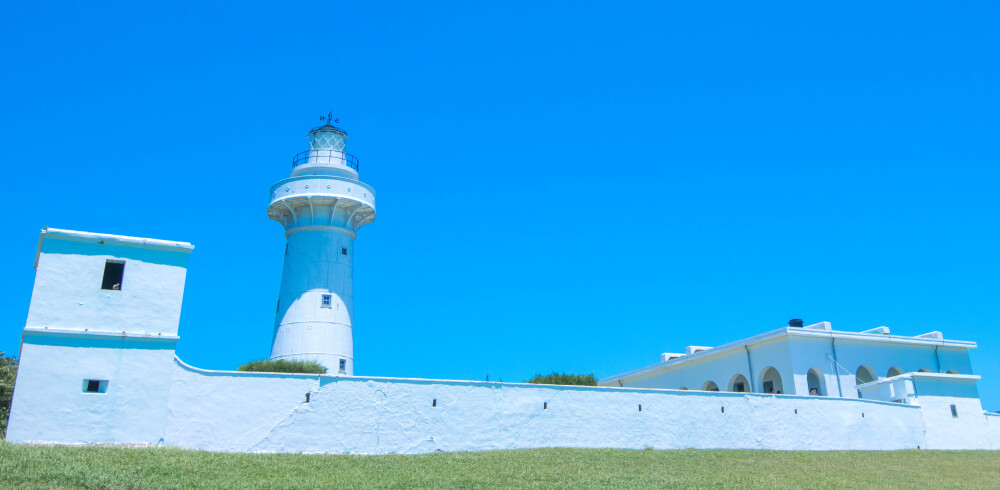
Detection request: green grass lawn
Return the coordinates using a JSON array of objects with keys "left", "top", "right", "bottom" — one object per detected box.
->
[{"left": 2, "top": 440, "right": 999, "bottom": 489}]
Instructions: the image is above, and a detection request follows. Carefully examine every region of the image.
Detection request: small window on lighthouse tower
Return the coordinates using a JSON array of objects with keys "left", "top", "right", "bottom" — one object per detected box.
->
[
  {"left": 339, "top": 359, "right": 347, "bottom": 373},
  {"left": 101, "top": 260, "right": 125, "bottom": 290},
  {"left": 321, "top": 294, "right": 332, "bottom": 308},
  {"left": 341, "top": 247, "right": 348, "bottom": 256}
]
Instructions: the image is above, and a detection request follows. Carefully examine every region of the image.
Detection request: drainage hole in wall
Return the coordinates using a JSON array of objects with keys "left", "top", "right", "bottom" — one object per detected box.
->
[
  {"left": 721, "top": 406, "right": 725, "bottom": 413},
  {"left": 432, "top": 398, "right": 437, "bottom": 407},
  {"left": 638, "top": 404, "right": 642, "bottom": 412},
  {"left": 794, "top": 409, "right": 797, "bottom": 414},
  {"left": 305, "top": 393, "right": 310, "bottom": 403},
  {"left": 543, "top": 402, "right": 547, "bottom": 410},
  {"left": 862, "top": 412, "right": 865, "bottom": 418}
]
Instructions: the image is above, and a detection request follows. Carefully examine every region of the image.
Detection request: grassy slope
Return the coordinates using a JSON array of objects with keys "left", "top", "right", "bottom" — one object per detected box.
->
[{"left": 2, "top": 441, "right": 999, "bottom": 489}]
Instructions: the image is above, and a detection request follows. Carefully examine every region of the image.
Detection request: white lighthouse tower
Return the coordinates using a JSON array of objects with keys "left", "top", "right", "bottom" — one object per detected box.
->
[{"left": 266, "top": 120, "right": 376, "bottom": 375}]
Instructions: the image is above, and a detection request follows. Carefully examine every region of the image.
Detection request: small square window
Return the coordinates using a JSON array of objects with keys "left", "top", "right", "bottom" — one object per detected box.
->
[
  {"left": 101, "top": 260, "right": 125, "bottom": 290},
  {"left": 339, "top": 359, "right": 346, "bottom": 373},
  {"left": 951, "top": 404, "right": 959, "bottom": 418},
  {"left": 83, "top": 379, "right": 108, "bottom": 394},
  {"left": 341, "top": 247, "right": 348, "bottom": 256},
  {"left": 321, "top": 294, "right": 332, "bottom": 308}
]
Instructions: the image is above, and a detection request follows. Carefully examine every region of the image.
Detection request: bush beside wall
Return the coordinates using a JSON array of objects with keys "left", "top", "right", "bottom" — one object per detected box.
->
[
  {"left": 526, "top": 373, "right": 598, "bottom": 386},
  {"left": 237, "top": 359, "right": 327, "bottom": 375},
  {"left": 0, "top": 352, "right": 18, "bottom": 439}
]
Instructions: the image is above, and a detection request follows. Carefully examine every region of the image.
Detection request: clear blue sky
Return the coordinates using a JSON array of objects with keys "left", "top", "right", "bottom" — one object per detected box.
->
[{"left": 2, "top": 2, "right": 998, "bottom": 408}]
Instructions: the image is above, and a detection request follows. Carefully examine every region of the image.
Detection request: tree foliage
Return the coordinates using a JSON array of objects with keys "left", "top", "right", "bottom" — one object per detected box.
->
[
  {"left": 0, "top": 351, "right": 18, "bottom": 439},
  {"left": 526, "top": 372, "right": 598, "bottom": 386},
  {"left": 238, "top": 359, "right": 327, "bottom": 375}
]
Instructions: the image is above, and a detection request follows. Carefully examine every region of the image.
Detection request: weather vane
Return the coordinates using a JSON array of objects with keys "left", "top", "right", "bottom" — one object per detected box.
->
[{"left": 320, "top": 111, "right": 340, "bottom": 125}]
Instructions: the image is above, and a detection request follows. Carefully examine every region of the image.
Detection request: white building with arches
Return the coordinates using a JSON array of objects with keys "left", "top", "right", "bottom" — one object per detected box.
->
[{"left": 599, "top": 321, "right": 977, "bottom": 403}]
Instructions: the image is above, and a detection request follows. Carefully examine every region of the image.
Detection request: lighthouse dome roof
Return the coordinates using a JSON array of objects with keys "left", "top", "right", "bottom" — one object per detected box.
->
[
  {"left": 307, "top": 124, "right": 348, "bottom": 138},
  {"left": 307, "top": 124, "right": 348, "bottom": 152}
]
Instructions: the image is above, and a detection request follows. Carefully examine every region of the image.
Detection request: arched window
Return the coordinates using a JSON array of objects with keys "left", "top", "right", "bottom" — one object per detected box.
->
[
  {"left": 807, "top": 368, "right": 825, "bottom": 396},
  {"left": 855, "top": 365, "right": 876, "bottom": 398},
  {"left": 946, "top": 369, "right": 959, "bottom": 374},
  {"left": 729, "top": 374, "right": 750, "bottom": 393},
  {"left": 918, "top": 368, "right": 933, "bottom": 373},
  {"left": 759, "top": 367, "right": 784, "bottom": 394},
  {"left": 887, "top": 366, "right": 904, "bottom": 378},
  {"left": 701, "top": 381, "right": 719, "bottom": 392}
]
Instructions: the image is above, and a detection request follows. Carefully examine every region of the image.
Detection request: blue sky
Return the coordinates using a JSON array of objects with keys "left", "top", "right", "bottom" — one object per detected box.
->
[{"left": 2, "top": 2, "right": 998, "bottom": 408}]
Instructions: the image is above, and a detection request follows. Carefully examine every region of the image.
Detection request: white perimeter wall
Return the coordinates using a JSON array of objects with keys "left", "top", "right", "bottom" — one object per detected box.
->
[
  {"left": 986, "top": 414, "right": 1000, "bottom": 450},
  {"left": 10, "top": 342, "right": 998, "bottom": 453},
  {"left": 167, "top": 358, "right": 932, "bottom": 454}
]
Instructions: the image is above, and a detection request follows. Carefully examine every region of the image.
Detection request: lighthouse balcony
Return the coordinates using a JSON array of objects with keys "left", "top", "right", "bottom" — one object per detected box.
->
[{"left": 293, "top": 149, "right": 359, "bottom": 171}]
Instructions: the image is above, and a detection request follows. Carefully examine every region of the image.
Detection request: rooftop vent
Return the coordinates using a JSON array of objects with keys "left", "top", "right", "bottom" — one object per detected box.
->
[
  {"left": 685, "top": 346, "right": 712, "bottom": 355},
  {"left": 660, "top": 353, "right": 685, "bottom": 362},
  {"left": 803, "top": 321, "right": 832, "bottom": 331}
]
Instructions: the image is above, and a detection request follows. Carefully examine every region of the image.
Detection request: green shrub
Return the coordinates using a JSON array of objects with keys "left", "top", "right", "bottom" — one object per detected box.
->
[
  {"left": 0, "top": 351, "right": 18, "bottom": 439},
  {"left": 526, "top": 372, "right": 598, "bottom": 386},
  {"left": 238, "top": 359, "right": 327, "bottom": 375}
]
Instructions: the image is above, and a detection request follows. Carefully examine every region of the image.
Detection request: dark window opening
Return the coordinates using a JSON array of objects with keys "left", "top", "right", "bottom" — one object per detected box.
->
[
  {"left": 305, "top": 393, "right": 311, "bottom": 403},
  {"left": 341, "top": 247, "right": 348, "bottom": 256},
  {"left": 321, "top": 294, "right": 332, "bottom": 307},
  {"left": 432, "top": 399, "right": 437, "bottom": 407},
  {"left": 339, "top": 359, "right": 346, "bottom": 372},
  {"left": 951, "top": 404, "right": 958, "bottom": 418},
  {"left": 83, "top": 379, "right": 107, "bottom": 393},
  {"left": 638, "top": 404, "right": 642, "bottom": 412},
  {"left": 733, "top": 382, "right": 745, "bottom": 393},
  {"left": 101, "top": 260, "right": 125, "bottom": 290},
  {"left": 543, "top": 402, "right": 547, "bottom": 410}
]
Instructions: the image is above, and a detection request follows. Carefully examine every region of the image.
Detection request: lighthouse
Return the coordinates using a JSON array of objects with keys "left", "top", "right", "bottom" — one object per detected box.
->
[{"left": 266, "top": 121, "right": 376, "bottom": 375}]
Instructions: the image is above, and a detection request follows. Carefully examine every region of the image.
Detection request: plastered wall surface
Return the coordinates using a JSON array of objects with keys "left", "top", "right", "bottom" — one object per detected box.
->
[
  {"left": 985, "top": 414, "right": 1000, "bottom": 450},
  {"left": 919, "top": 396, "right": 990, "bottom": 450},
  {"left": 9, "top": 343, "right": 1000, "bottom": 453},
  {"left": 6, "top": 332, "right": 177, "bottom": 445},
  {"left": 166, "top": 358, "right": 928, "bottom": 454},
  {"left": 27, "top": 239, "right": 189, "bottom": 336}
]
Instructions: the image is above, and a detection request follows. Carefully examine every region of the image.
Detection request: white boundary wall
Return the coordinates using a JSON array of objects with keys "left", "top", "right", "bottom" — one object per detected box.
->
[
  {"left": 167, "top": 359, "right": 931, "bottom": 453},
  {"left": 9, "top": 335, "right": 998, "bottom": 453}
]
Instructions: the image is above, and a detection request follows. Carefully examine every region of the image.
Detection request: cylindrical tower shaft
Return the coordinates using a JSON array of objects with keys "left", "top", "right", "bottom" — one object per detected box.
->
[{"left": 266, "top": 123, "right": 375, "bottom": 375}]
